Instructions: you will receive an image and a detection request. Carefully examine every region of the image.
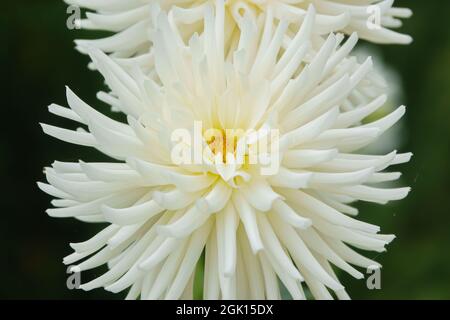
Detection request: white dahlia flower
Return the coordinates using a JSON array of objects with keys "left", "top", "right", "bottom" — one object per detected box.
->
[
  {"left": 40, "top": 4, "right": 410, "bottom": 299},
  {"left": 66, "top": 0, "right": 412, "bottom": 66}
]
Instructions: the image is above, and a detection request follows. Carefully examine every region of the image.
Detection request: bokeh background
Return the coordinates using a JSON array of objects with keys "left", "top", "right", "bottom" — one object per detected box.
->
[{"left": 2, "top": 0, "right": 450, "bottom": 299}]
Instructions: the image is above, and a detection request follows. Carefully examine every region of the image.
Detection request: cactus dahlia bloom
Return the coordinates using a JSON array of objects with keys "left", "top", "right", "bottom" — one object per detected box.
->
[
  {"left": 66, "top": 0, "right": 412, "bottom": 66},
  {"left": 40, "top": 4, "right": 410, "bottom": 299}
]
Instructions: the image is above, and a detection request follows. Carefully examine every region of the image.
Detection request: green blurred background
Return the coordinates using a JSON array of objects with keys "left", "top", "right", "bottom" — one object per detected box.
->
[{"left": 2, "top": 1, "right": 450, "bottom": 299}]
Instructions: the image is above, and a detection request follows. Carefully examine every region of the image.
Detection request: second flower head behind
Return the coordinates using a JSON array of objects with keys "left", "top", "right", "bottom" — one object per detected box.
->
[{"left": 67, "top": 0, "right": 412, "bottom": 67}]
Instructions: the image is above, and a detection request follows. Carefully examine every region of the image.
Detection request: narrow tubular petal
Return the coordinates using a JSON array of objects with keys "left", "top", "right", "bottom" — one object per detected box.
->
[
  {"left": 238, "top": 226, "right": 265, "bottom": 300},
  {"left": 165, "top": 219, "right": 213, "bottom": 299},
  {"left": 204, "top": 227, "right": 220, "bottom": 300},
  {"left": 258, "top": 213, "right": 304, "bottom": 281},
  {"left": 232, "top": 193, "right": 264, "bottom": 254},
  {"left": 241, "top": 178, "right": 281, "bottom": 212},
  {"left": 280, "top": 188, "right": 380, "bottom": 233},
  {"left": 272, "top": 199, "right": 312, "bottom": 230},
  {"left": 268, "top": 167, "right": 313, "bottom": 189},
  {"left": 102, "top": 199, "right": 164, "bottom": 226},
  {"left": 218, "top": 203, "right": 238, "bottom": 277},
  {"left": 269, "top": 213, "right": 344, "bottom": 291},
  {"left": 282, "top": 149, "right": 338, "bottom": 169}
]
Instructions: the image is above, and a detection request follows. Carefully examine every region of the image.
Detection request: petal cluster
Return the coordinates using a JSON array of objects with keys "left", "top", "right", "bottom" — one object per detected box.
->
[{"left": 41, "top": 3, "right": 411, "bottom": 299}]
